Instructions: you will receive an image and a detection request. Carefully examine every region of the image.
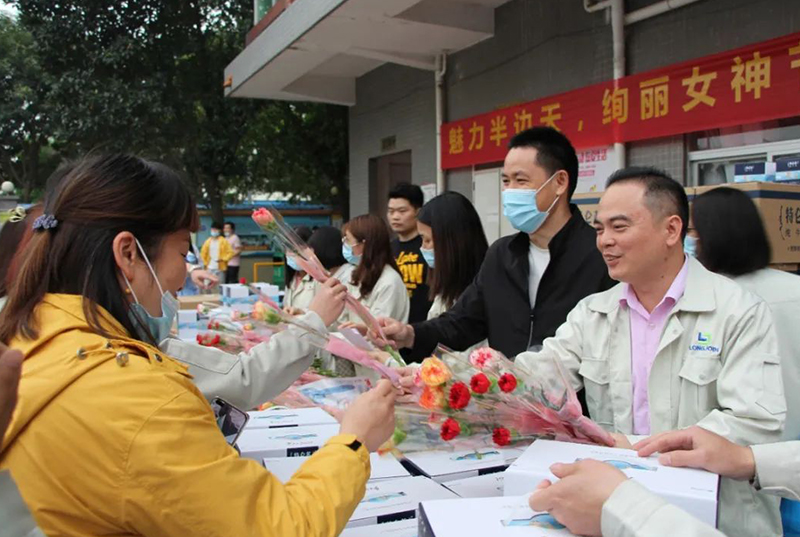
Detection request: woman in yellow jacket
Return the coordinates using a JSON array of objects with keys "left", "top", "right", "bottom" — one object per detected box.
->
[
  {"left": 0, "top": 154, "right": 396, "bottom": 537},
  {"left": 200, "top": 221, "right": 234, "bottom": 282}
]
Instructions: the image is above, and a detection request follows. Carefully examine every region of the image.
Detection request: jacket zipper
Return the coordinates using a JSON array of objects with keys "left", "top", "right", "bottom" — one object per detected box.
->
[{"left": 526, "top": 311, "right": 535, "bottom": 351}]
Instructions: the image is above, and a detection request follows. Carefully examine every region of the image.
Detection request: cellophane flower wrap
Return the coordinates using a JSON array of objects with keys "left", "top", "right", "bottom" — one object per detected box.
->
[
  {"left": 249, "top": 285, "right": 402, "bottom": 383},
  {"left": 251, "top": 207, "right": 398, "bottom": 353},
  {"left": 387, "top": 345, "right": 614, "bottom": 453}
]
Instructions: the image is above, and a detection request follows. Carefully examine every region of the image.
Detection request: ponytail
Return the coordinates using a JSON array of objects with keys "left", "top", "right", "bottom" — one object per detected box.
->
[
  {"left": 0, "top": 154, "right": 198, "bottom": 345},
  {"left": 0, "top": 230, "right": 54, "bottom": 342}
]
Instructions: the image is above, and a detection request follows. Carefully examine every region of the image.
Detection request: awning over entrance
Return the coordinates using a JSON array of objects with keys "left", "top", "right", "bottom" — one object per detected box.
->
[{"left": 224, "top": 0, "right": 511, "bottom": 106}]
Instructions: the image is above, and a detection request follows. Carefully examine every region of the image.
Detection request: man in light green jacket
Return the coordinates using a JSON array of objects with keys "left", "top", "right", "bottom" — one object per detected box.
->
[
  {"left": 530, "top": 426, "right": 799, "bottom": 537},
  {"left": 516, "top": 167, "right": 786, "bottom": 537}
]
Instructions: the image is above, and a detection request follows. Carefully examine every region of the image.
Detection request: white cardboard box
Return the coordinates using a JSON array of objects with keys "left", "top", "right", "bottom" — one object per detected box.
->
[
  {"left": 340, "top": 519, "right": 418, "bottom": 537},
  {"left": 419, "top": 495, "right": 573, "bottom": 536},
  {"left": 236, "top": 424, "right": 339, "bottom": 460},
  {"left": 504, "top": 440, "right": 719, "bottom": 528},
  {"left": 347, "top": 476, "right": 458, "bottom": 528},
  {"left": 443, "top": 473, "right": 505, "bottom": 498},
  {"left": 245, "top": 407, "right": 338, "bottom": 430},
  {"left": 263, "top": 453, "right": 411, "bottom": 483},
  {"left": 221, "top": 283, "right": 250, "bottom": 299},
  {"left": 177, "top": 309, "right": 197, "bottom": 328},
  {"left": 403, "top": 447, "right": 523, "bottom": 483}
]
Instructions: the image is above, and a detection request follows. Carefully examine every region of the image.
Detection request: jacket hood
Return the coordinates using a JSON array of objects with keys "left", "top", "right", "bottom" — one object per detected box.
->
[{"left": 1, "top": 293, "right": 187, "bottom": 455}]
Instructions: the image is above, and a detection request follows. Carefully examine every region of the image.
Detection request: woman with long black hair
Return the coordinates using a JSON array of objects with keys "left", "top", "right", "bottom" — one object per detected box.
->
[{"left": 417, "top": 191, "right": 489, "bottom": 320}]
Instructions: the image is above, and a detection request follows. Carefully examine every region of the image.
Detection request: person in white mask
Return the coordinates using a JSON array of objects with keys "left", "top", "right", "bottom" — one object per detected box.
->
[
  {"left": 0, "top": 154, "right": 396, "bottom": 537},
  {"left": 376, "top": 126, "right": 614, "bottom": 362}
]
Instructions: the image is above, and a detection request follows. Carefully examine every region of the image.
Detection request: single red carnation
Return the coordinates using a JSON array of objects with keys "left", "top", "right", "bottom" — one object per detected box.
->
[
  {"left": 498, "top": 373, "right": 517, "bottom": 393},
  {"left": 196, "top": 334, "right": 203, "bottom": 344},
  {"left": 239, "top": 277, "right": 247, "bottom": 284},
  {"left": 448, "top": 382, "right": 471, "bottom": 410},
  {"left": 212, "top": 334, "right": 221, "bottom": 345},
  {"left": 493, "top": 427, "right": 511, "bottom": 446},
  {"left": 440, "top": 418, "right": 461, "bottom": 441},
  {"left": 470, "top": 373, "right": 491, "bottom": 394}
]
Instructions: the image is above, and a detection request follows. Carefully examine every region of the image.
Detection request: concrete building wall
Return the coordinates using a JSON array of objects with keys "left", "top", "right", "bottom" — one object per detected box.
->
[
  {"left": 348, "top": 64, "right": 436, "bottom": 217},
  {"left": 349, "top": 0, "right": 800, "bottom": 214}
]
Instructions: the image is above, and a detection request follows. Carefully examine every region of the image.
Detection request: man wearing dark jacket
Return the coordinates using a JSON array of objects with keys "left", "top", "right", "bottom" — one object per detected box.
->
[{"left": 378, "top": 126, "right": 614, "bottom": 359}]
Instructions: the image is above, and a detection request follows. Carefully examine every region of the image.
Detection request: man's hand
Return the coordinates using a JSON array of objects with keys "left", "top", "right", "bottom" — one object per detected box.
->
[
  {"left": 308, "top": 278, "right": 348, "bottom": 327},
  {"left": 394, "top": 365, "right": 419, "bottom": 402},
  {"left": 283, "top": 306, "right": 305, "bottom": 316},
  {"left": 610, "top": 432, "right": 633, "bottom": 449},
  {"left": 528, "top": 460, "right": 628, "bottom": 537},
  {"left": 190, "top": 268, "right": 219, "bottom": 290},
  {"left": 634, "top": 426, "right": 756, "bottom": 480},
  {"left": 0, "top": 342, "right": 24, "bottom": 443},
  {"left": 370, "top": 317, "right": 414, "bottom": 349}
]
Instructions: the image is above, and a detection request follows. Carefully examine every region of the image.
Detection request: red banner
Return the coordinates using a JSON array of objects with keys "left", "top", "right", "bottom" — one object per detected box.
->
[{"left": 442, "top": 31, "right": 800, "bottom": 169}]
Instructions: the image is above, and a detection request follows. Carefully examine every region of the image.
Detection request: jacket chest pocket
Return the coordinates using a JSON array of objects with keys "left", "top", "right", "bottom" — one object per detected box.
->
[
  {"left": 579, "top": 357, "right": 613, "bottom": 426},
  {"left": 756, "top": 355, "right": 787, "bottom": 416},
  {"left": 678, "top": 356, "right": 722, "bottom": 415}
]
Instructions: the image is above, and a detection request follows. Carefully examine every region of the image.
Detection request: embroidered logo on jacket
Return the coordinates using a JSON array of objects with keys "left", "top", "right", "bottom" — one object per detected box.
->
[{"left": 689, "top": 332, "right": 720, "bottom": 353}]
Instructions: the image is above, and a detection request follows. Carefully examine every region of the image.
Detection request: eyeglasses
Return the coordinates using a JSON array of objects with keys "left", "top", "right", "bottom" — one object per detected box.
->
[{"left": 342, "top": 237, "right": 364, "bottom": 247}]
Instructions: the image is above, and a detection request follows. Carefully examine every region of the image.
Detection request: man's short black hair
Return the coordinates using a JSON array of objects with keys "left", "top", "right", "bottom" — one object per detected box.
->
[
  {"left": 224, "top": 221, "right": 236, "bottom": 231},
  {"left": 606, "top": 166, "right": 689, "bottom": 239},
  {"left": 508, "top": 126, "right": 580, "bottom": 199},
  {"left": 211, "top": 221, "right": 223, "bottom": 230},
  {"left": 388, "top": 183, "right": 424, "bottom": 209}
]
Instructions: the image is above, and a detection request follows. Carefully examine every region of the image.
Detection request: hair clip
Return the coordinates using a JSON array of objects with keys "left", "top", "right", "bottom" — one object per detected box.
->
[
  {"left": 8, "top": 206, "right": 26, "bottom": 223},
  {"left": 32, "top": 214, "right": 59, "bottom": 232}
]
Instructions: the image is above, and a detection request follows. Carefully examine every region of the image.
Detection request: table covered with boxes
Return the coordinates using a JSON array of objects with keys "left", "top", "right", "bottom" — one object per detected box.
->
[{"left": 235, "top": 408, "right": 719, "bottom": 536}]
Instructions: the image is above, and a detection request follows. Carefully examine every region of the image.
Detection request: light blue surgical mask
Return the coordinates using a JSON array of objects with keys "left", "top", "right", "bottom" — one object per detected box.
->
[
  {"left": 123, "top": 238, "right": 179, "bottom": 344},
  {"left": 210, "top": 230, "right": 220, "bottom": 238},
  {"left": 502, "top": 173, "right": 560, "bottom": 234},
  {"left": 421, "top": 247, "right": 435, "bottom": 268},
  {"left": 286, "top": 255, "right": 301, "bottom": 272},
  {"left": 684, "top": 235, "right": 698, "bottom": 258},
  {"left": 342, "top": 242, "right": 362, "bottom": 266}
]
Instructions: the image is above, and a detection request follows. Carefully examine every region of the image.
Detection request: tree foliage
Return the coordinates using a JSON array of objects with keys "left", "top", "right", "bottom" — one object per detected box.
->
[{"left": 1, "top": 1, "right": 349, "bottom": 217}]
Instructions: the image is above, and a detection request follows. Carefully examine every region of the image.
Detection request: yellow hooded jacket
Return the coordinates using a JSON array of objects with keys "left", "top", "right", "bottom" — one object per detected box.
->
[
  {"left": 201, "top": 236, "right": 234, "bottom": 272},
  {"left": 0, "top": 294, "right": 370, "bottom": 537}
]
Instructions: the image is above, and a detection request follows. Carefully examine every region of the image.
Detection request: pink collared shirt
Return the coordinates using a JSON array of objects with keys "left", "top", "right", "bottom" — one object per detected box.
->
[{"left": 620, "top": 257, "right": 690, "bottom": 435}]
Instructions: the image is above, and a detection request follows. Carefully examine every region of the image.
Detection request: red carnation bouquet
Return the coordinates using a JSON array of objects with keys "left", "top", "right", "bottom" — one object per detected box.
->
[{"left": 387, "top": 345, "right": 614, "bottom": 453}]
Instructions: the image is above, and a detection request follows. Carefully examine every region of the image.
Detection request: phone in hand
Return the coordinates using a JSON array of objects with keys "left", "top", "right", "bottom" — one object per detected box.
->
[{"left": 210, "top": 397, "right": 250, "bottom": 446}]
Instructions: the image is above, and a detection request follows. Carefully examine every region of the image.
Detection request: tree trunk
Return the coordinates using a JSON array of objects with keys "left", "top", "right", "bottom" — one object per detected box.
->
[
  {"left": 22, "top": 141, "right": 41, "bottom": 203},
  {"left": 204, "top": 174, "right": 225, "bottom": 225}
]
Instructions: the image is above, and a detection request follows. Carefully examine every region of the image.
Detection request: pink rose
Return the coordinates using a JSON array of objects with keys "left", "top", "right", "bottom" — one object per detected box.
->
[{"left": 252, "top": 208, "right": 275, "bottom": 227}]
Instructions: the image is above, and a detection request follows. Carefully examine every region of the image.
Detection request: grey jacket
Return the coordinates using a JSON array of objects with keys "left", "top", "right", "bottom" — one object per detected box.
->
[
  {"left": 516, "top": 258, "right": 787, "bottom": 537},
  {"left": 1, "top": 471, "right": 47, "bottom": 537},
  {"left": 161, "top": 311, "right": 327, "bottom": 410},
  {"left": 602, "top": 441, "right": 800, "bottom": 537}
]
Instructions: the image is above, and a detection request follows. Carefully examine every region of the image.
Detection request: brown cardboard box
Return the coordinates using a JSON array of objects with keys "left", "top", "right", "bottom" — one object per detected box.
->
[
  {"left": 573, "top": 191, "right": 603, "bottom": 225},
  {"left": 575, "top": 183, "right": 800, "bottom": 266},
  {"left": 178, "top": 294, "right": 221, "bottom": 310},
  {"left": 694, "top": 182, "right": 800, "bottom": 265}
]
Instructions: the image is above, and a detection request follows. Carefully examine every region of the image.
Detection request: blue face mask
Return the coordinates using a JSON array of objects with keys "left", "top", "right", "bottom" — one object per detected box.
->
[
  {"left": 420, "top": 247, "right": 435, "bottom": 268},
  {"left": 210, "top": 230, "right": 220, "bottom": 238},
  {"left": 123, "top": 238, "right": 179, "bottom": 344},
  {"left": 342, "top": 242, "right": 362, "bottom": 266},
  {"left": 684, "top": 235, "right": 698, "bottom": 258},
  {"left": 286, "top": 255, "right": 301, "bottom": 272},
  {"left": 502, "top": 173, "right": 560, "bottom": 234}
]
